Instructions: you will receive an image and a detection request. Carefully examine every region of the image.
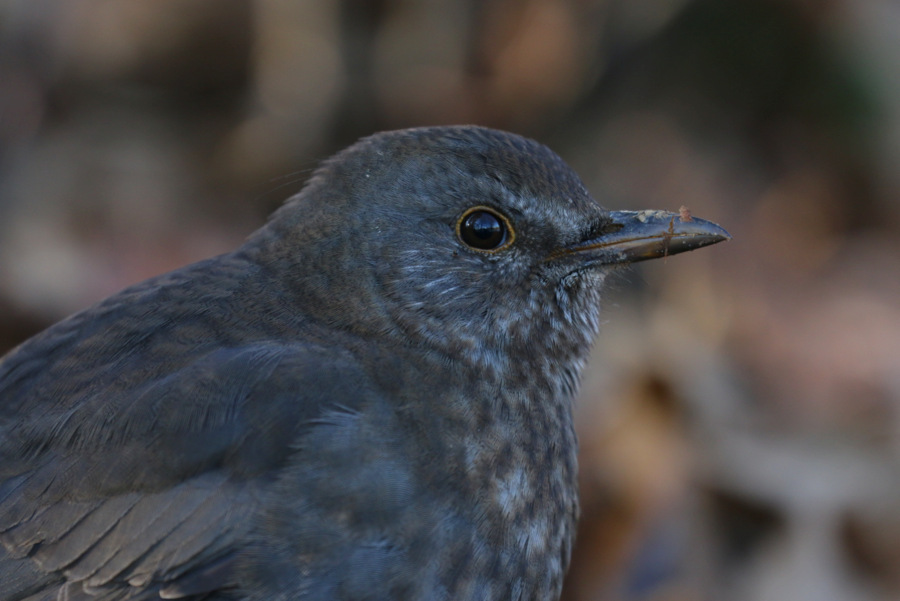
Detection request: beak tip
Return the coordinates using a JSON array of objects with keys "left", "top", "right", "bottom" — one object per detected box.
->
[{"left": 705, "top": 222, "right": 733, "bottom": 244}]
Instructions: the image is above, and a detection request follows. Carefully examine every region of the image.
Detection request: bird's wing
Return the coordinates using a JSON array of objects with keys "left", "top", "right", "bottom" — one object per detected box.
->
[
  {"left": 0, "top": 473, "right": 254, "bottom": 601},
  {"left": 0, "top": 336, "right": 369, "bottom": 600}
]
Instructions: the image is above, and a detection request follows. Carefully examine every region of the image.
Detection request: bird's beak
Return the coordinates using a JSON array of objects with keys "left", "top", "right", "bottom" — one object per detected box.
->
[{"left": 556, "top": 209, "right": 731, "bottom": 264}]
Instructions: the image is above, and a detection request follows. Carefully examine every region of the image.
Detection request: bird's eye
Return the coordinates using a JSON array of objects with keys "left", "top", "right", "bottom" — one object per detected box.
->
[{"left": 457, "top": 207, "right": 515, "bottom": 252}]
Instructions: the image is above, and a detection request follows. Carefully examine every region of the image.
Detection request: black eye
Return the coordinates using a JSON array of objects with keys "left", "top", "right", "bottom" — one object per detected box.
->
[{"left": 457, "top": 207, "right": 514, "bottom": 252}]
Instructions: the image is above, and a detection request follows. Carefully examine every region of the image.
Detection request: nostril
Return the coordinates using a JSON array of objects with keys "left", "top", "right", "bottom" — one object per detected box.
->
[{"left": 585, "top": 219, "right": 623, "bottom": 241}]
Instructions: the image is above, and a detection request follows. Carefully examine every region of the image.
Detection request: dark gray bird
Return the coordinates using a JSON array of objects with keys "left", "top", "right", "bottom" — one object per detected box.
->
[{"left": 0, "top": 126, "right": 729, "bottom": 601}]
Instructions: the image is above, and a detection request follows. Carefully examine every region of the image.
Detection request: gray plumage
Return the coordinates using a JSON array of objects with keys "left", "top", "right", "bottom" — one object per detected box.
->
[{"left": 0, "top": 126, "right": 729, "bottom": 600}]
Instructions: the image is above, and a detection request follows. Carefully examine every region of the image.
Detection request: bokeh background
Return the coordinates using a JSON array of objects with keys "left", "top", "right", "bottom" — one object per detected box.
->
[{"left": 2, "top": 1, "right": 899, "bottom": 599}]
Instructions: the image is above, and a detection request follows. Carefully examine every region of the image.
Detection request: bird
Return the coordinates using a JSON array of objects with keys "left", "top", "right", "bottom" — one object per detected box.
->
[{"left": 0, "top": 125, "right": 729, "bottom": 601}]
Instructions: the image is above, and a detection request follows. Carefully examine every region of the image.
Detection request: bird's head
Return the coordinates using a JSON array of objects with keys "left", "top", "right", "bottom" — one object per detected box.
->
[{"left": 248, "top": 126, "right": 729, "bottom": 388}]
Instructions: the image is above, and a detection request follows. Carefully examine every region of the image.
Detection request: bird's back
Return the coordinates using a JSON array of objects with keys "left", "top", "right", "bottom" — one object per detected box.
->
[{"left": 0, "top": 252, "right": 333, "bottom": 600}]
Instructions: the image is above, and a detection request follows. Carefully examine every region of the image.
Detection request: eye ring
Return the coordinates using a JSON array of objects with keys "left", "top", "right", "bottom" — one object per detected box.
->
[{"left": 456, "top": 206, "right": 515, "bottom": 252}]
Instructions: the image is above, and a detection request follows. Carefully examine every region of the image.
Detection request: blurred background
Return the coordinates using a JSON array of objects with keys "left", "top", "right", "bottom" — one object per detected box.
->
[{"left": 1, "top": 0, "right": 899, "bottom": 599}]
